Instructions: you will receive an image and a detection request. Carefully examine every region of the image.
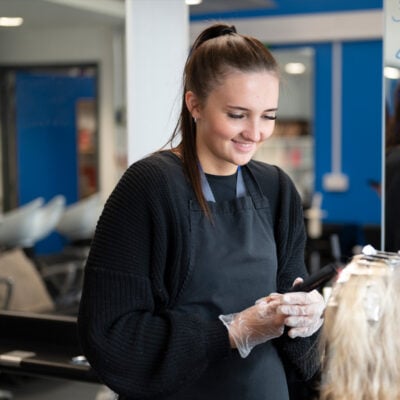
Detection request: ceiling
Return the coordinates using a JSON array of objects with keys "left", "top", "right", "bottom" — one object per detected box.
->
[
  {"left": 0, "top": 0, "right": 125, "bottom": 29},
  {"left": 0, "top": 0, "right": 278, "bottom": 29},
  {"left": 0, "top": 0, "right": 313, "bottom": 73},
  {"left": 0, "top": 0, "right": 382, "bottom": 30}
]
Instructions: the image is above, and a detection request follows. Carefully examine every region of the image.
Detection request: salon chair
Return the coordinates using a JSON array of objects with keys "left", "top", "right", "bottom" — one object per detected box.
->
[
  {"left": 27, "top": 195, "right": 66, "bottom": 248},
  {"left": 0, "top": 198, "right": 44, "bottom": 250},
  {"left": 0, "top": 196, "right": 66, "bottom": 251},
  {"left": 0, "top": 196, "right": 84, "bottom": 314},
  {"left": 34, "top": 193, "right": 104, "bottom": 313},
  {"left": 56, "top": 192, "right": 103, "bottom": 244}
]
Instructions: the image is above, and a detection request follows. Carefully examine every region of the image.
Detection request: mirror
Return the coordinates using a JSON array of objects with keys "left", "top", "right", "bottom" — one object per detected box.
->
[
  {"left": 384, "top": 0, "right": 400, "bottom": 251},
  {"left": 0, "top": 0, "right": 125, "bottom": 315}
]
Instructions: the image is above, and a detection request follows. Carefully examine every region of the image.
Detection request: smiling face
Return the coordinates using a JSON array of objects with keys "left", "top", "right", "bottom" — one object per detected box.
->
[{"left": 185, "top": 70, "right": 279, "bottom": 175}]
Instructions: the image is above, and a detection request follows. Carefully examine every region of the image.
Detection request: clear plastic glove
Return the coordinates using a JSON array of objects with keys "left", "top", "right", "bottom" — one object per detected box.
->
[
  {"left": 219, "top": 296, "right": 286, "bottom": 358},
  {"left": 277, "top": 282, "right": 325, "bottom": 339}
]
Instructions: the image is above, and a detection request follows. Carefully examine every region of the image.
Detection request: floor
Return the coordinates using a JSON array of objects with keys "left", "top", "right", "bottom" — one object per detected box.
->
[{"left": 0, "top": 375, "right": 114, "bottom": 400}]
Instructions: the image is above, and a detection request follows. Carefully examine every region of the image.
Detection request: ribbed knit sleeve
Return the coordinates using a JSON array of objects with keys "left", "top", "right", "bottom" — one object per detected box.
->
[
  {"left": 78, "top": 155, "right": 231, "bottom": 399},
  {"left": 274, "top": 168, "right": 321, "bottom": 381}
]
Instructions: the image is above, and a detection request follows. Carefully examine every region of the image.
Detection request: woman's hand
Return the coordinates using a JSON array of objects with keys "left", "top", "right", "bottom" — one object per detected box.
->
[
  {"left": 277, "top": 282, "right": 325, "bottom": 339},
  {"left": 219, "top": 295, "right": 286, "bottom": 358}
]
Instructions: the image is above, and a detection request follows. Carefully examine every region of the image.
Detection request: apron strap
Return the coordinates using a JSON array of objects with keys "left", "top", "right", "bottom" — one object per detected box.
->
[
  {"left": 236, "top": 166, "right": 246, "bottom": 198},
  {"left": 199, "top": 167, "right": 216, "bottom": 202}
]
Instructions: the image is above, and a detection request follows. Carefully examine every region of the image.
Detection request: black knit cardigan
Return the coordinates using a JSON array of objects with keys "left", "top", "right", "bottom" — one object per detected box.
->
[{"left": 78, "top": 151, "right": 320, "bottom": 399}]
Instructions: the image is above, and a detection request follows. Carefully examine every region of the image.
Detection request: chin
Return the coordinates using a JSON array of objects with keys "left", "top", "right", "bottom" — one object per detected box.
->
[{"left": 232, "top": 156, "right": 252, "bottom": 167}]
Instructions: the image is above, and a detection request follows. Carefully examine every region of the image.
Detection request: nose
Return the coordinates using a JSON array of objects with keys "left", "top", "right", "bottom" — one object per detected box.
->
[{"left": 243, "top": 119, "right": 261, "bottom": 142}]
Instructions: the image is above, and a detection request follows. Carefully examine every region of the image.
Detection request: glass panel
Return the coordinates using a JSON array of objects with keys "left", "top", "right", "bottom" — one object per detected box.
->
[
  {"left": 254, "top": 47, "right": 314, "bottom": 206},
  {"left": 384, "top": 0, "right": 400, "bottom": 251}
]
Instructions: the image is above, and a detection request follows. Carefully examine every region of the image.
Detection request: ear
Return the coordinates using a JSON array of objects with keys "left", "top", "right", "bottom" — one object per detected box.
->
[{"left": 185, "top": 91, "right": 201, "bottom": 119}]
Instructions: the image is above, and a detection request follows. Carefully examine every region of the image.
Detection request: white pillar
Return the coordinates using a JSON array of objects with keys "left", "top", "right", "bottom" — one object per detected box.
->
[{"left": 126, "top": 0, "right": 189, "bottom": 164}]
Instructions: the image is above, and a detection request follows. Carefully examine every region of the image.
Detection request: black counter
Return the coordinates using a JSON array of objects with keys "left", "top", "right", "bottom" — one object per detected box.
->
[{"left": 0, "top": 311, "right": 99, "bottom": 383}]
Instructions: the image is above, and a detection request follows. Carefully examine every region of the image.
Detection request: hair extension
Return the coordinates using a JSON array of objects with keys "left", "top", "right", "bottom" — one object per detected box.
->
[{"left": 320, "top": 258, "right": 400, "bottom": 400}]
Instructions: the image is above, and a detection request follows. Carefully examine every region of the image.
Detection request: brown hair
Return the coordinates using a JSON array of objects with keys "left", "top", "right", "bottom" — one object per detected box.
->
[{"left": 167, "top": 23, "right": 279, "bottom": 215}]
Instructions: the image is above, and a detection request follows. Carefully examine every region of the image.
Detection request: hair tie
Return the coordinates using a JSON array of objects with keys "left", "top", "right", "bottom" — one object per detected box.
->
[
  {"left": 221, "top": 26, "right": 237, "bottom": 36},
  {"left": 188, "top": 24, "right": 238, "bottom": 57}
]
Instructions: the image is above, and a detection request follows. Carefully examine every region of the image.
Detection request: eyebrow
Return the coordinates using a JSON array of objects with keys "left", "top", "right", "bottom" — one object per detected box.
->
[{"left": 226, "top": 105, "right": 278, "bottom": 112}]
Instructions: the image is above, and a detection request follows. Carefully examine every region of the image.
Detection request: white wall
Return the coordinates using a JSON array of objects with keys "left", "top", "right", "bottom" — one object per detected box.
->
[
  {"left": 126, "top": 0, "right": 188, "bottom": 164},
  {"left": 190, "top": 10, "right": 383, "bottom": 44}
]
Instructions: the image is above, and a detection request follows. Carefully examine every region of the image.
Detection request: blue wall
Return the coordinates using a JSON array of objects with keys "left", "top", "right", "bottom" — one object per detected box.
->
[{"left": 313, "top": 41, "right": 382, "bottom": 225}]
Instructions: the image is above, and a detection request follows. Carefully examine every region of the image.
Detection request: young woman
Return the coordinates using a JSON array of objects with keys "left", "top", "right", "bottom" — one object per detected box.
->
[{"left": 78, "top": 24, "right": 324, "bottom": 400}]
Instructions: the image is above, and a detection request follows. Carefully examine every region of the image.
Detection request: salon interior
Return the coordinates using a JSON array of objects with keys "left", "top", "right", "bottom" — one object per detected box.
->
[{"left": 0, "top": 0, "right": 395, "bottom": 398}]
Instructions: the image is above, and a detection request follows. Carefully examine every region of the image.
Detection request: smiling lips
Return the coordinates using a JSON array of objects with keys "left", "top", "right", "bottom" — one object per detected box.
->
[{"left": 232, "top": 139, "right": 256, "bottom": 153}]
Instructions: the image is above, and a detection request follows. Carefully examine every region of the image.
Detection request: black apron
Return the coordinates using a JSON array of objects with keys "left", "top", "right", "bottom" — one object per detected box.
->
[{"left": 169, "top": 166, "right": 288, "bottom": 400}]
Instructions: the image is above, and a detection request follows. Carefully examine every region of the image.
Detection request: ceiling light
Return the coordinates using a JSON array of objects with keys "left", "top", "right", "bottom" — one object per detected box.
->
[
  {"left": 384, "top": 66, "right": 400, "bottom": 80},
  {"left": 284, "top": 62, "right": 306, "bottom": 75},
  {"left": 185, "top": 0, "right": 202, "bottom": 5},
  {"left": 0, "top": 17, "right": 24, "bottom": 27}
]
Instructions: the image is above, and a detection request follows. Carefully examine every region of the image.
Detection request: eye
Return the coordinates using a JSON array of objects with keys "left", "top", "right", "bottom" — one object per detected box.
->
[
  {"left": 263, "top": 113, "right": 277, "bottom": 120},
  {"left": 227, "top": 112, "right": 244, "bottom": 119}
]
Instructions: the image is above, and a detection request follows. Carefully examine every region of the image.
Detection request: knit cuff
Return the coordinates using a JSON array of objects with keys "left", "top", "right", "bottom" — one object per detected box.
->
[{"left": 203, "top": 319, "right": 232, "bottom": 363}]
